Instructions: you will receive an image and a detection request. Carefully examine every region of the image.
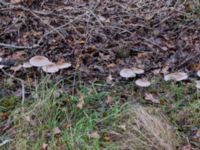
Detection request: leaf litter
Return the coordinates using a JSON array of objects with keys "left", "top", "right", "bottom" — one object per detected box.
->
[{"left": 0, "top": 0, "right": 200, "bottom": 149}]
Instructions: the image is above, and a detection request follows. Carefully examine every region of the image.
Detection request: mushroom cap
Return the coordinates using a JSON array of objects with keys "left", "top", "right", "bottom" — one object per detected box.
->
[
  {"left": 23, "top": 62, "right": 33, "bottom": 68},
  {"left": 132, "top": 67, "right": 144, "bottom": 74},
  {"left": 29, "top": 56, "right": 51, "bottom": 67},
  {"left": 120, "top": 68, "right": 136, "bottom": 78},
  {"left": 56, "top": 62, "right": 72, "bottom": 69},
  {"left": 0, "top": 65, "right": 5, "bottom": 69},
  {"left": 197, "top": 71, "right": 200, "bottom": 77},
  {"left": 195, "top": 81, "right": 200, "bottom": 89},
  {"left": 135, "top": 78, "right": 151, "bottom": 87},
  {"left": 164, "top": 72, "right": 188, "bottom": 81},
  {"left": 42, "top": 63, "right": 59, "bottom": 73}
]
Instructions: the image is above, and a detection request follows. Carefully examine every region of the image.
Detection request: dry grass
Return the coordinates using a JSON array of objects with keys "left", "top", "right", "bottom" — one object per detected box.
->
[{"left": 118, "top": 105, "right": 180, "bottom": 150}]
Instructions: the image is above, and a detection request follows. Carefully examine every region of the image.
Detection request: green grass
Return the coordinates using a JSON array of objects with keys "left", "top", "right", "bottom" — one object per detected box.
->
[
  {"left": 1, "top": 80, "right": 123, "bottom": 150},
  {"left": 1, "top": 77, "right": 200, "bottom": 149}
]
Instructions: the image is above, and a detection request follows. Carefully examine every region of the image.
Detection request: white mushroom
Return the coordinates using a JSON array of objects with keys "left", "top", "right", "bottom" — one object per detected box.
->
[
  {"left": 135, "top": 78, "right": 151, "bottom": 87},
  {"left": 23, "top": 62, "right": 33, "bottom": 68},
  {"left": 195, "top": 81, "right": 200, "bottom": 89},
  {"left": 42, "top": 63, "right": 59, "bottom": 73},
  {"left": 0, "top": 65, "right": 5, "bottom": 69},
  {"left": 197, "top": 71, "right": 200, "bottom": 77},
  {"left": 120, "top": 68, "right": 136, "bottom": 78},
  {"left": 56, "top": 62, "right": 72, "bottom": 69},
  {"left": 132, "top": 67, "right": 144, "bottom": 74},
  {"left": 29, "top": 56, "right": 51, "bottom": 67},
  {"left": 164, "top": 72, "right": 188, "bottom": 81}
]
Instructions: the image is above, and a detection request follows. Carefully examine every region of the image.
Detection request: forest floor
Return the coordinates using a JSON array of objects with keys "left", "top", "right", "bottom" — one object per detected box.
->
[{"left": 0, "top": 0, "right": 200, "bottom": 150}]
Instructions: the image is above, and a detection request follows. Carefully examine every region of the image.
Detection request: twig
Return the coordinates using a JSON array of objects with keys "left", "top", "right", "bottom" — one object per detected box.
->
[
  {"left": 0, "top": 139, "right": 12, "bottom": 147},
  {"left": 0, "top": 42, "right": 36, "bottom": 49},
  {"left": 1, "top": 69, "right": 25, "bottom": 105}
]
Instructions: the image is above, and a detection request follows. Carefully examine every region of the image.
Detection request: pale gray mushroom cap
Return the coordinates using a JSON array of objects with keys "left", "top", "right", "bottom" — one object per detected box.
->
[
  {"left": 23, "top": 62, "right": 33, "bottom": 68},
  {"left": 135, "top": 79, "right": 151, "bottom": 87},
  {"left": 132, "top": 67, "right": 144, "bottom": 74},
  {"left": 42, "top": 63, "right": 59, "bottom": 73},
  {"left": 197, "top": 71, "right": 200, "bottom": 77},
  {"left": 164, "top": 72, "right": 188, "bottom": 81},
  {"left": 195, "top": 81, "right": 200, "bottom": 89},
  {"left": 0, "top": 65, "right": 5, "bottom": 69},
  {"left": 56, "top": 62, "right": 72, "bottom": 69},
  {"left": 29, "top": 56, "right": 51, "bottom": 67},
  {"left": 120, "top": 68, "right": 136, "bottom": 78}
]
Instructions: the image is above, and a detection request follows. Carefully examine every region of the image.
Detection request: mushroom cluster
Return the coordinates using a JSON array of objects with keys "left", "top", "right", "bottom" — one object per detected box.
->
[
  {"left": 119, "top": 67, "right": 200, "bottom": 89},
  {"left": 28, "top": 56, "right": 71, "bottom": 73},
  {"left": 119, "top": 67, "right": 151, "bottom": 87}
]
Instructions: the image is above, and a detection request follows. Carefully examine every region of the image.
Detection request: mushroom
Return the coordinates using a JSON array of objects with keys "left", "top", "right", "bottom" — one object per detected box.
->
[
  {"left": 197, "top": 71, "right": 200, "bottom": 77},
  {"left": 195, "top": 81, "right": 200, "bottom": 89},
  {"left": 135, "top": 78, "right": 151, "bottom": 87},
  {"left": 164, "top": 72, "right": 188, "bottom": 81},
  {"left": 56, "top": 62, "right": 72, "bottom": 69},
  {"left": 0, "top": 65, "right": 5, "bottom": 69},
  {"left": 23, "top": 62, "right": 33, "bottom": 68},
  {"left": 29, "top": 56, "right": 51, "bottom": 67},
  {"left": 120, "top": 68, "right": 136, "bottom": 78},
  {"left": 42, "top": 63, "right": 59, "bottom": 73},
  {"left": 132, "top": 67, "right": 144, "bottom": 74}
]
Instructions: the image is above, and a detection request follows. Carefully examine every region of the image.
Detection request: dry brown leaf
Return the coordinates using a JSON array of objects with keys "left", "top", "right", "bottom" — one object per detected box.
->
[
  {"left": 145, "top": 93, "right": 160, "bottom": 104},
  {"left": 53, "top": 127, "right": 61, "bottom": 135},
  {"left": 42, "top": 143, "right": 48, "bottom": 150},
  {"left": 106, "top": 74, "right": 113, "bottom": 84},
  {"left": 179, "top": 145, "right": 192, "bottom": 150},
  {"left": 106, "top": 96, "right": 113, "bottom": 105},
  {"left": 88, "top": 131, "right": 100, "bottom": 139},
  {"left": 10, "top": 0, "right": 22, "bottom": 4},
  {"left": 77, "top": 94, "right": 85, "bottom": 109}
]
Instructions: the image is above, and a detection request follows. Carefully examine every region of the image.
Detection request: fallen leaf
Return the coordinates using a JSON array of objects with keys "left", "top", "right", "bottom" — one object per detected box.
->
[
  {"left": 106, "top": 96, "right": 113, "bottom": 105},
  {"left": 106, "top": 74, "right": 113, "bottom": 84},
  {"left": 42, "top": 143, "right": 48, "bottom": 150},
  {"left": 88, "top": 131, "right": 100, "bottom": 139},
  {"left": 53, "top": 127, "right": 61, "bottom": 135},
  {"left": 179, "top": 145, "right": 192, "bottom": 150},
  {"left": 145, "top": 93, "right": 160, "bottom": 104},
  {"left": 77, "top": 94, "right": 85, "bottom": 109}
]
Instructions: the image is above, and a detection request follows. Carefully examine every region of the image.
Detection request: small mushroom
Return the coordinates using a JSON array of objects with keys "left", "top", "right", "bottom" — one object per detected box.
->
[
  {"left": 42, "top": 63, "right": 59, "bottom": 73},
  {"left": 132, "top": 67, "right": 144, "bottom": 74},
  {"left": 135, "top": 78, "right": 151, "bottom": 87},
  {"left": 0, "top": 65, "right": 5, "bottom": 69},
  {"left": 23, "top": 62, "right": 33, "bottom": 68},
  {"left": 120, "top": 68, "right": 136, "bottom": 78},
  {"left": 56, "top": 62, "right": 72, "bottom": 69},
  {"left": 29, "top": 56, "right": 51, "bottom": 67},
  {"left": 197, "top": 71, "right": 200, "bottom": 77},
  {"left": 164, "top": 72, "right": 188, "bottom": 81},
  {"left": 195, "top": 81, "right": 200, "bottom": 89}
]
